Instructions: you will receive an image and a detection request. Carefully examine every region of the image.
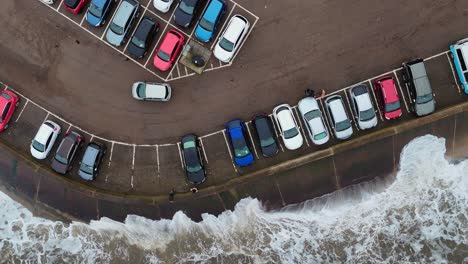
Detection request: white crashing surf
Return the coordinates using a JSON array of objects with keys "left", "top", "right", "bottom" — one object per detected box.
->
[{"left": 0, "top": 135, "right": 467, "bottom": 263}]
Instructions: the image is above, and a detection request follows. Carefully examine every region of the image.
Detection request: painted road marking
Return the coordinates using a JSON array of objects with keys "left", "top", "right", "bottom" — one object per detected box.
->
[
  {"left": 56, "top": 0, "right": 64, "bottom": 11},
  {"left": 155, "top": 145, "right": 160, "bottom": 177},
  {"left": 198, "top": 137, "right": 209, "bottom": 164},
  {"left": 177, "top": 142, "right": 185, "bottom": 169},
  {"left": 43, "top": 112, "right": 50, "bottom": 123},
  {"left": 367, "top": 80, "right": 384, "bottom": 122},
  {"left": 105, "top": 142, "right": 115, "bottom": 183},
  {"left": 446, "top": 53, "right": 462, "bottom": 94},
  {"left": 245, "top": 121, "right": 259, "bottom": 159},
  {"left": 66, "top": 124, "right": 72, "bottom": 133},
  {"left": 222, "top": 129, "right": 238, "bottom": 173},
  {"left": 293, "top": 107, "right": 309, "bottom": 147},
  {"left": 230, "top": 16, "right": 258, "bottom": 64},
  {"left": 130, "top": 144, "right": 136, "bottom": 188},
  {"left": 393, "top": 70, "right": 410, "bottom": 113},
  {"left": 15, "top": 99, "right": 29, "bottom": 123}
]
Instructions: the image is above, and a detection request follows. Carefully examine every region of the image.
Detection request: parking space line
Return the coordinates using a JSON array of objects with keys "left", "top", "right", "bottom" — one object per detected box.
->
[
  {"left": 393, "top": 70, "right": 410, "bottom": 113},
  {"left": 105, "top": 142, "right": 115, "bottom": 182},
  {"left": 268, "top": 114, "right": 284, "bottom": 152},
  {"left": 198, "top": 137, "right": 209, "bottom": 164},
  {"left": 232, "top": 0, "right": 260, "bottom": 20},
  {"left": 56, "top": 0, "right": 64, "bottom": 11},
  {"left": 144, "top": 21, "right": 171, "bottom": 67},
  {"left": 230, "top": 17, "right": 258, "bottom": 63},
  {"left": 101, "top": 0, "right": 123, "bottom": 40},
  {"left": 15, "top": 99, "right": 29, "bottom": 123},
  {"left": 165, "top": 48, "right": 185, "bottom": 81},
  {"left": 200, "top": 130, "right": 223, "bottom": 139},
  {"left": 367, "top": 80, "right": 384, "bottom": 122},
  {"left": 222, "top": 130, "right": 238, "bottom": 173},
  {"left": 79, "top": 10, "right": 87, "bottom": 26},
  {"left": 184, "top": 66, "right": 188, "bottom": 75},
  {"left": 123, "top": 7, "right": 148, "bottom": 52},
  {"left": 293, "top": 107, "right": 309, "bottom": 147},
  {"left": 245, "top": 121, "right": 259, "bottom": 159},
  {"left": 176, "top": 63, "right": 181, "bottom": 76},
  {"left": 210, "top": 2, "right": 237, "bottom": 50},
  {"left": 43, "top": 112, "right": 50, "bottom": 123},
  {"left": 130, "top": 144, "right": 136, "bottom": 188},
  {"left": 66, "top": 124, "right": 72, "bottom": 133},
  {"left": 90, "top": 135, "right": 94, "bottom": 142},
  {"left": 343, "top": 90, "right": 359, "bottom": 131},
  {"left": 176, "top": 142, "right": 185, "bottom": 169},
  {"left": 155, "top": 145, "right": 160, "bottom": 177},
  {"left": 317, "top": 98, "right": 334, "bottom": 139},
  {"left": 446, "top": 53, "right": 462, "bottom": 94}
]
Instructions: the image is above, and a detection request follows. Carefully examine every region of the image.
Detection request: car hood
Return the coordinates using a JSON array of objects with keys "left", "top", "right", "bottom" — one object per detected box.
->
[
  {"left": 235, "top": 153, "right": 254, "bottom": 167},
  {"left": 335, "top": 126, "right": 353, "bottom": 140},
  {"left": 127, "top": 43, "right": 145, "bottom": 58},
  {"left": 195, "top": 25, "right": 212, "bottom": 42},
  {"left": 154, "top": 0, "right": 172, "bottom": 12},
  {"left": 153, "top": 55, "right": 171, "bottom": 71},
  {"left": 385, "top": 109, "right": 402, "bottom": 120},
  {"left": 261, "top": 142, "right": 278, "bottom": 157},
  {"left": 51, "top": 159, "right": 67, "bottom": 174},
  {"left": 86, "top": 11, "right": 102, "bottom": 26},
  {"left": 106, "top": 28, "right": 124, "bottom": 46},
  {"left": 79, "top": 170, "right": 94, "bottom": 181},
  {"left": 283, "top": 134, "right": 303, "bottom": 150},
  {"left": 358, "top": 116, "right": 378, "bottom": 130},
  {"left": 174, "top": 9, "right": 192, "bottom": 27},
  {"left": 187, "top": 169, "right": 205, "bottom": 184},
  {"left": 214, "top": 44, "right": 232, "bottom": 63},
  {"left": 30, "top": 146, "right": 47, "bottom": 160},
  {"left": 416, "top": 100, "right": 435, "bottom": 116}
]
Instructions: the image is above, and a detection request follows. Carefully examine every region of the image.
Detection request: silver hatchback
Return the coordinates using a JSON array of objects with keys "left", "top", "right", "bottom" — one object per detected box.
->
[
  {"left": 106, "top": 0, "right": 140, "bottom": 46},
  {"left": 132, "top": 81, "right": 172, "bottom": 101}
]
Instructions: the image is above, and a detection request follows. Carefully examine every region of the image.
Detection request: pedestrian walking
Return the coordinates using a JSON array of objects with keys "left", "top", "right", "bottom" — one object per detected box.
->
[
  {"left": 305, "top": 88, "right": 315, "bottom": 98},
  {"left": 168, "top": 189, "right": 175, "bottom": 203},
  {"left": 190, "top": 187, "right": 199, "bottom": 193}
]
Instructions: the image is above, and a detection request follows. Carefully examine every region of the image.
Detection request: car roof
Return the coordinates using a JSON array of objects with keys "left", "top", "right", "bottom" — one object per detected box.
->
[
  {"left": 114, "top": 0, "right": 137, "bottom": 27},
  {"left": 254, "top": 116, "right": 273, "bottom": 139},
  {"left": 145, "top": 83, "right": 167, "bottom": 98},
  {"left": 224, "top": 15, "right": 247, "bottom": 42},
  {"left": 379, "top": 78, "right": 399, "bottom": 103},
  {"left": 134, "top": 18, "right": 154, "bottom": 40},
  {"left": 57, "top": 136, "right": 75, "bottom": 157},
  {"left": 160, "top": 31, "right": 181, "bottom": 53},
  {"left": 461, "top": 45, "right": 468, "bottom": 62},
  {"left": 409, "top": 62, "right": 432, "bottom": 95},
  {"left": 36, "top": 123, "right": 54, "bottom": 144},
  {"left": 204, "top": 0, "right": 224, "bottom": 22},
  {"left": 327, "top": 97, "right": 347, "bottom": 122},
  {"left": 277, "top": 108, "right": 295, "bottom": 130},
  {"left": 352, "top": 87, "right": 373, "bottom": 110},
  {"left": 83, "top": 143, "right": 100, "bottom": 165}
]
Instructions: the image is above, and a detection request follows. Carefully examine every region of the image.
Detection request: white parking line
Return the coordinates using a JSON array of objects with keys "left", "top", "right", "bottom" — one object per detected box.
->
[
  {"left": 15, "top": 99, "right": 29, "bottom": 123},
  {"left": 105, "top": 142, "right": 115, "bottom": 182},
  {"left": 155, "top": 145, "right": 160, "bottom": 177},
  {"left": 79, "top": 10, "right": 87, "bottom": 26},
  {"left": 367, "top": 80, "right": 384, "bottom": 122},
  {"left": 234, "top": 0, "right": 260, "bottom": 20},
  {"left": 343, "top": 90, "right": 359, "bottom": 131},
  {"left": 245, "top": 121, "right": 259, "bottom": 159},
  {"left": 176, "top": 142, "right": 185, "bottom": 169},
  {"left": 222, "top": 130, "right": 238, "bottom": 173},
  {"left": 200, "top": 129, "right": 223, "bottom": 139},
  {"left": 392, "top": 70, "right": 410, "bottom": 113},
  {"left": 131, "top": 144, "right": 136, "bottom": 170},
  {"left": 293, "top": 107, "right": 309, "bottom": 147},
  {"left": 446, "top": 53, "right": 462, "bottom": 94},
  {"left": 198, "top": 137, "right": 209, "bottom": 164},
  {"left": 230, "top": 17, "right": 258, "bottom": 63},
  {"left": 317, "top": 98, "right": 334, "bottom": 139},
  {"left": 43, "top": 112, "right": 50, "bottom": 123},
  {"left": 56, "top": 0, "right": 64, "bottom": 11},
  {"left": 268, "top": 114, "right": 284, "bottom": 152},
  {"left": 165, "top": 46, "right": 185, "bottom": 81},
  {"left": 90, "top": 135, "right": 94, "bottom": 142},
  {"left": 66, "top": 124, "right": 72, "bottom": 133},
  {"left": 210, "top": 2, "right": 237, "bottom": 50}
]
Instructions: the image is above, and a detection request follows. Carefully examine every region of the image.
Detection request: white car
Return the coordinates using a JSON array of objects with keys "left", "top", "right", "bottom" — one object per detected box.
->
[
  {"left": 213, "top": 15, "right": 250, "bottom": 63},
  {"left": 153, "top": 0, "right": 174, "bottom": 13},
  {"left": 298, "top": 97, "right": 330, "bottom": 145},
  {"left": 272, "top": 104, "right": 303, "bottom": 150},
  {"left": 324, "top": 95, "right": 353, "bottom": 140},
  {"left": 132, "top": 82, "right": 172, "bottom": 101},
  {"left": 349, "top": 84, "right": 378, "bottom": 130},
  {"left": 40, "top": 0, "right": 54, "bottom": 4},
  {"left": 30, "top": 120, "right": 61, "bottom": 160}
]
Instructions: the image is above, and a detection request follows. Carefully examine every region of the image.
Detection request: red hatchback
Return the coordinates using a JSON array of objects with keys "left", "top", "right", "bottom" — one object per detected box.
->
[
  {"left": 64, "top": 0, "right": 88, "bottom": 14},
  {"left": 0, "top": 90, "right": 19, "bottom": 132},
  {"left": 153, "top": 30, "right": 185, "bottom": 72},
  {"left": 374, "top": 76, "right": 402, "bottom": 120}
]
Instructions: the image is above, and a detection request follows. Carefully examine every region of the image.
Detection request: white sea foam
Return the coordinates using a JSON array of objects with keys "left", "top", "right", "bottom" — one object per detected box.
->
[{"left": 0, "top": 135, "right": 466, "bottom": 263}]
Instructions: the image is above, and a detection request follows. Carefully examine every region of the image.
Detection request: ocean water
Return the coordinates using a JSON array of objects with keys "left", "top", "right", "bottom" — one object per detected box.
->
[{"left": 0, "top": 135, "right": 467, "bottom": 263}]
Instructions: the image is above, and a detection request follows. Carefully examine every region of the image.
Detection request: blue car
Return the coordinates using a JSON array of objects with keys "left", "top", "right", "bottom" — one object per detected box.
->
[
  {"left": 450, "top": 38, "right": 468, "bottom": 93},
  {"left": 86, "top": 0, "right": 114, "bottom": 27},
  {"left": 194, "top": 0, "right": 226, "bottom": 42},
  {"left": 225, "top": 119, "right": 254, "bottom": 167}
]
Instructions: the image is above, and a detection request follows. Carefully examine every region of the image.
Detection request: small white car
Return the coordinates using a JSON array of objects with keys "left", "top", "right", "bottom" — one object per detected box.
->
[
  {"left": 132, "top": 82, "right": 172, "bottom": 101},
  {"left": 298, "top": 97, "right": 330, "bottom": 145},
  {"left": 349, "top": 84, "right": 378, "bottom": 130},
  {"left": 324, "top": 95, "right": 353, "bottom": 140},
  {"left": 31, "top": 120, "right": 61, "bottom": 160},
  {"left": 272, "top": 104, "right": 303, "bottom": 150},
  {"left": 213, "top": 15, "right": 250, "bottom": 63},
  {"left": 153, "top": 0, "right": 174, "bottom": 13}
]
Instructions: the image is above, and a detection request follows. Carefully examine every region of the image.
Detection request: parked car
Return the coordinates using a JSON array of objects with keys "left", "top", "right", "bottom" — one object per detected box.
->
[
  {"left": 0, "top": 90, "right": 19, "bottom": 132},
  {"left": 450, "top": 38, "right": 468, "bottom": 93},
  {"left": 225, "top": 120, "right": 254, "bottom": 167},
  {"left": 298, "top": 97, "right": 330, "bottom": 145},
  {"left": 173, "top": 0, "right": 202, "bottom": 28},
  {"left": 213, "top": 15, "right": 249, "bottom": 63},
  {"left": 252, "top": 114, "right": 278, "bottom": 157},
  {"left": 374, "top": 76, "right": 402, "bottom": 120},
  {"left": 79, "top": 141, "right": 107, "bottom": 181},
  {"left": 194, "top": 0, "right": 226, "bottom": 42},
  {"left": 402, "top": 58, "right": 435, "bottom": 117},
  {"left": 128, "top": 17, "right": 158, "bottom": 58},
  {"left": 348, "top": 84, "right": 378, "bottom": 130},
  {"left": 106, "top": 0, "right": 140, "bottom": 46},
  {"left": 324, "top": 95, "right": 353, "bottom": 140},
  {"left": 153, "top": 0, "right": 174, "bottom": 13},
  {"left": 181, "top": 134, "right": 206, "bottom": 184},
  {"left": 64, "top": 0, "right": 89, "bottom": 14},
  {"left": 272, "top": 104, "right": 303, "bottom": 150},
  {"left": 86, "top": 0, "right": 114, "bottom": 27},
  {"left": 153, "top": 30, "right": 185, "bottom": 71},
  {"left": 30, "top": 120, "right": 61, "bottom": 160},
  {"left": 51, "top": 132, "right": 83, "bottom": 174},
  {"left": 132, "top": 82, "right": 172, "bottom": 101},
  {"left": 40, "top": 0, "right": 54, "bottom": 4}
]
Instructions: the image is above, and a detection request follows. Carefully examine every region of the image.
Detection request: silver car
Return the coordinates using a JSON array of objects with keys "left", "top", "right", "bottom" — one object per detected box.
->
[
  {"left": 298, "top": 96, "right": 330, "bottom": 145},
  {"left": 348, "top": 84, "right": 378, "bottom": 130},
  {"left": 402, "top": 59, "right": 435, "bottom": 117},
  {"left": 132, "top": 82, "right": 172, "bottom": 101},
  {"left": 324, "top": 95, "right": 353, "bottom": 140},
  {"left": 106, "top": 0, "right": 140, "bottom": 46}
]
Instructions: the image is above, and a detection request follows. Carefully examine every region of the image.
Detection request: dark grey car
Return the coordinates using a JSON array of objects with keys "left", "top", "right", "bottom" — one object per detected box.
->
[
  {"left": 402, "top": 58, "right": 435, "bottom": 117},
  {"left": 79, "top": 142, "right": 107, "bottom": 181}
]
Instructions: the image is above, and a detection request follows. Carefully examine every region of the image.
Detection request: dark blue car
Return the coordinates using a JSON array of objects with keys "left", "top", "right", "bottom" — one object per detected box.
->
[
  {"left": 86, "top": 0, "right": 114, "bottom": 27},
  {"left": 226, "top": 119, "right": 254, "bottom": 167},
  {"left": 194, "top": 0, "right": 226, "bottom": 42}
]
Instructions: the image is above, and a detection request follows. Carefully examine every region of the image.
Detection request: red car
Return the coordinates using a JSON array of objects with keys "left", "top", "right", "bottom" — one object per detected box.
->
[
  {"left": 153, "top": 30, "right": 185, "bottom": 72},
  {"left": 64, "top": 0, "right": 89, "bottom": 14},
  {"left": 0, "top": 90, "right": 19, "bottom": 132},
  {"left": 374, "top": 76, "right": 402, "bottom": 120}
]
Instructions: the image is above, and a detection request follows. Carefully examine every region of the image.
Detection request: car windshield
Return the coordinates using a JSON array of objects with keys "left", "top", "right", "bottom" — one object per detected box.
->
[
  {"left": 137, "top": 83, "right": 146, "bottom": 97},
  {"left": 219, "top": 37, "right": 234, "bottom": 52},
  {"left": 54, "top": 154, "right": 68, "bottom": 165},
  {"left": 131, "top": 36, "right": 145, "bottom": 48},
  {"left": 385, "top": 101, "right": 401, "bottom": 113},
  {"left": 110, "top": 23, "right": 124, "bottom": 35},
  {"left": 232, "top": 138, "right": 249, "bottom": 158},
  {"left": 179, "top": 1, "right": 194, "bottom": 14},
  {"left": 260, "top": 136, "right": 275, "bottom": 148},
  {"left": 187, "top": 164, "right": 202, "bottom": 173},
  {"left": 80, "top": 162, "right": 94, "bottom": 174},
  {"left": 199, "top": 18, "right": 214, "bottom": 32},
  {"left": 416, "top": 93, "right": 433, "bottom": 104},
  {"left": 304, "top": 110, "right": 320, "bottom": 121},
  {"left": 1, "top": 93, "right": 11, "bottom": 100},
  {"left": 314, "top": 132, "right": 327, "bottom": 141},
  {"left": 32, "top": 140, "right": 45, "bottom": 152},
  {"left": 157, "top": 50, "right": 171, "bottom": 62},
  {"left": 336, "top": 119, "right": 351, "bottom": 132},
  {"left": 284, "top": 127, "right": 298, "bottom": 139},
  {"left": 88, "top": 2, "right": 103, "bottom": 17},
  {"left": 359, "top": 108, "right": 375, "bottom": 122}
]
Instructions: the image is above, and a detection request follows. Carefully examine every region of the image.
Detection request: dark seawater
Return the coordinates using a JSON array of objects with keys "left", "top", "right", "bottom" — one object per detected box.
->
[{"left": 0, "top": 135, "right": 467, "bottom": 263}]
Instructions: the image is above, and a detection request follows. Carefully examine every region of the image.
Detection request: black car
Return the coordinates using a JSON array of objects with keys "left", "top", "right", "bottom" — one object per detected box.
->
[
  {"left": 78, "top": 142, "right": 107, "bottom": 181},
  {"left": 128, "top": 17, "right": 158, "bottom": 59},
  {"left": 51, "top": 132, "right": 84, "bottom": 174},
  {"left": 173, "top": 0, "right": 202, "bottom": 28},
  {"left": 181, "top": 134, "right": 206, "bottom": 184},
  {"left": 252, "top": 114, "right": 279, "bottom": 157}
]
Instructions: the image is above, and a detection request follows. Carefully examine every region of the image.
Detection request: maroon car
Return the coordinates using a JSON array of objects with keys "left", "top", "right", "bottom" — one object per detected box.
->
[{"left": 51, "top": 131, "right": 83, "bottom": 174}]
